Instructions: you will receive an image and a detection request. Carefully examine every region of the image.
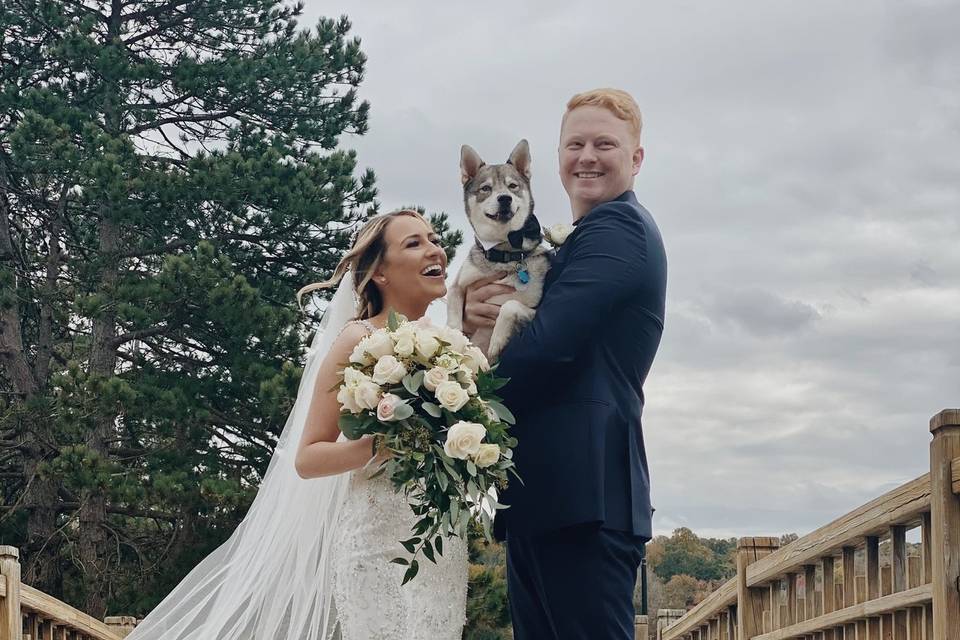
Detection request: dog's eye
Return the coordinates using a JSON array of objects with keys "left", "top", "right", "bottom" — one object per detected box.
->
[
  {"left": 479, "top": 185, "right": 492, "bottom": 193},
  {"left": 508, "top": 183, "right": 519, "bottom": 190}
]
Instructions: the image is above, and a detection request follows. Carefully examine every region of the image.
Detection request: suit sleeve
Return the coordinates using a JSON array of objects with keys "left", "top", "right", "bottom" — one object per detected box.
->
[{"left": 494, "top": 206, "right": 647, "bottom": 412}]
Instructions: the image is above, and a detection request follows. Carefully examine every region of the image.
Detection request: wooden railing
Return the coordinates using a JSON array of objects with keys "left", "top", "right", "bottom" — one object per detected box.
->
[
  {"left": 0, "top": 546, "right": 137, "bottom": 640},
  {"left": 659, "top": 408, "right": 960, "bottom": 640}
]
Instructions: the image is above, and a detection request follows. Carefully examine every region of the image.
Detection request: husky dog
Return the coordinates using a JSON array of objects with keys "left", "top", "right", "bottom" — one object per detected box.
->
[{"left": 447, "top": 140, "right": 551, "bottom": 361}]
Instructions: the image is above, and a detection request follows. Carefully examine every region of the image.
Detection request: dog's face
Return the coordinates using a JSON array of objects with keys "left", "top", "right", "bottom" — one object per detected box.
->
[{"left": 461, "top": 140, "right": 534, "bottom": 244}]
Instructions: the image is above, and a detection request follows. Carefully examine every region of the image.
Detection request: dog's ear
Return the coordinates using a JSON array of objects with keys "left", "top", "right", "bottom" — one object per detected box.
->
[
  {"left": 460, "top": 145, "right": 485, "bottom": 185},
  {"left": 507, "top": 139, "right": 531, "bottom": 180}
]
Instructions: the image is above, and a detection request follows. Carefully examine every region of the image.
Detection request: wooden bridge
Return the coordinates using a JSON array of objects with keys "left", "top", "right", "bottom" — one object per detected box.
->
[
  {"left": 655, "top": 408, "right": 960, "bottom": 640},
  {"left": 3, "top": 408, "right": 958, "bottom": 640}
]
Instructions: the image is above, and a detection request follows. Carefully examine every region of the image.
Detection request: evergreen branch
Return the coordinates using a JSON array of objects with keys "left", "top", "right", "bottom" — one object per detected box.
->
[
  {"left": 117, "top": 239, "right": 191, "bottom": 259},
  {"left": 128, "top": 108, "right": 238, "bottom": 135},
  {"left": 120, "top": 0, "right": 193, "bottom": 27},
  {"left": 109, "top": 325, "right": 172, "bottom": 349}
]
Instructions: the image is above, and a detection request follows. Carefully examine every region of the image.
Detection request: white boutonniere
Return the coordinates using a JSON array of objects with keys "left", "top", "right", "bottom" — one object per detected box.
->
[{"left": 544, "top": 223, "right": 574, "bottom": 247}]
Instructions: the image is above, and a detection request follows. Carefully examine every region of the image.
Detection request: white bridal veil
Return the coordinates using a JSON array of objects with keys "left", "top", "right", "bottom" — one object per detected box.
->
[{"left": 127, "top": 274, "right": 358, "bottom": 640}]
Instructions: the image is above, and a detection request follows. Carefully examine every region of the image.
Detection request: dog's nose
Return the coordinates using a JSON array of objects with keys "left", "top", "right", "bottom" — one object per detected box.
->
[{"left": 497, "top": 195, "right": 512, "bottom": 207}]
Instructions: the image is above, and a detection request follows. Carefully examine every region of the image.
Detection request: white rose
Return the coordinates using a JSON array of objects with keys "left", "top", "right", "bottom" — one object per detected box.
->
[
  {"left": 465, "top": 380, "right": 478, "bottom": 396},
  {"left": 337, "top": 385, "right": 361, "bottom": 414},
  {"left": 444, "top": 421, "right": 487, "bottom": 460},
  {"left": 455, "top": 366, "right": 474, "bottom": 384},
  {"left": 435, "top": 380, "right": 470, "bottom": 412},
  {"left": 376, "top": 393, "right": 403, "bottom": 422},
  {"left": 348, "top": 341, "right": 374, "bottom": 366},
  {"left": 462, "top": 346, "right": 490, "bottom": 374},
  {"left": 371, "top": 355, "right": 406, "bottom": 385},
  {"left": 351, "top": 330, "right": 394, "bottom": 365},
  {"left": 414, "top": 327, "right": 441, "bottom": 361},
  {"left": 393, "top": 333, "right": 415, "bottom": 358},
  {"left": 354, "top": 378, "right": 382, "bottom": 411},
  {"left": 437, "top": 325, "right": 470, "bottom": 353},
  {"left": 342, "top": 366, "right": 365, "bottom": 387},
  {"left": 423, "top": 367, "right": 449, "bottom": 392},
  {"left": 544, "top": 223, "right": 574, "bottom": 247},
  {"left": 473, "top": 443, "right": 501, "bottom": 468},
  {"left": 434, "top": 352, "right": 461, "bottom": 371}
]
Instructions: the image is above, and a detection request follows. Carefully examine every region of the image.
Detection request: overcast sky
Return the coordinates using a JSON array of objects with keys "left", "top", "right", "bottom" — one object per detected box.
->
[{"left": 301, "top": 0, "right": 960, "bottom": 539}]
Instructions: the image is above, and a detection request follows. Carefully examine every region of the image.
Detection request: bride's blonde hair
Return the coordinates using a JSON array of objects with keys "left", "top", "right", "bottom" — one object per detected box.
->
[{"left": 297, "top": 209, "right": 431, "bottom": 319}]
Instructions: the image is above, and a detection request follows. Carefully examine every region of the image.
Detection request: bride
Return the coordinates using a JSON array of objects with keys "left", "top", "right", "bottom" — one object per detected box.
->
[{"left": 127, "top": 210, "right": 468, "bottom": 639}]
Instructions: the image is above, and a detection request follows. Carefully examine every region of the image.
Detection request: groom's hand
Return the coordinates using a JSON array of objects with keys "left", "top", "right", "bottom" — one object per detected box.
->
[{"left": 462, "top": 274, "right": 515, "bottom": 338}]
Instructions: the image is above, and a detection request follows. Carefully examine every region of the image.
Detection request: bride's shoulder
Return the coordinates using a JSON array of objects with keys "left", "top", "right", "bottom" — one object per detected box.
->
[{"left": 334, "top": 320, "right": 372, "bottom": 348}]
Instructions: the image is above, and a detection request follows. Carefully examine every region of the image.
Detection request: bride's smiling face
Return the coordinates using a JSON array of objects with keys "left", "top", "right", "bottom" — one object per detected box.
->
[{"left": 375, "top": 215, "right": 448, "bottom": 307}]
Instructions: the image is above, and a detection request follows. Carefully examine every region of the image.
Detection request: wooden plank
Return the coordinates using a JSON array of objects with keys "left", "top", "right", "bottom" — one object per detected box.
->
[
  {"left": 907, "top": 556, "right": 920, "bottom": 590},
  {"left": 746, "top": 475, "right": 930, "bottom": 588},
  {"left": 805, "top": 565, "right": 817, "bottom": 622},
  {"left": 890, "top": 526, "right": 907, "bottom": 593},
  {"left": 750, "top": 583, "right": 932, "bottom": 640},
  {"left": 786, "top": 573, "right": 797, "bottom": 627},
  {"left": 822, "top": 556, "right": 836, "bottom": 615},
  {"left": 842, "top": 547, "right": 856, "bottom": 608},
  {"left": 866, "top": 536, "right": 880, "bottom": 600},
  {"left": 920, "top": 512, "right": 932, "bottom": 584},
  {"left": 906, "top": 606, "right": 923, "bottom": 640}
]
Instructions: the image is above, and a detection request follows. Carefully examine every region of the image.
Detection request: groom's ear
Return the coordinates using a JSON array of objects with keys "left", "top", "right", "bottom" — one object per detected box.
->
[
  {"left": 460, "top": 145, "right": 485, "bottom": 185},
  {"left": 507, "top": 139, "right": 531, "bottom": 181}
]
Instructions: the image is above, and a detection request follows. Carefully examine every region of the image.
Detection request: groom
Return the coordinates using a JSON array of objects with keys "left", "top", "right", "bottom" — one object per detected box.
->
[{"left": 462, "top": 88, "right": 667, "bottom": 639}]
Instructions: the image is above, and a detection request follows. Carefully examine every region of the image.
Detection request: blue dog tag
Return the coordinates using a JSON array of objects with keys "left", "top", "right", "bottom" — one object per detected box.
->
[{"left": 517, "top": 268, "right": 530, "bottom": 285}]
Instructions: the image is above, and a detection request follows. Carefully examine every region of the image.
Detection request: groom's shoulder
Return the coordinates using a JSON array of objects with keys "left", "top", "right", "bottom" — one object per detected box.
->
[{"left": 579, "top": 193, "right": 654, "bottom": 240}]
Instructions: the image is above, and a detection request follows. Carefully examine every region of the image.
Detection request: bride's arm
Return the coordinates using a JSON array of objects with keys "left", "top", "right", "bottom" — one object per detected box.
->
[{"left": 295, "top": 323, "right": 383, "bottom": 479}]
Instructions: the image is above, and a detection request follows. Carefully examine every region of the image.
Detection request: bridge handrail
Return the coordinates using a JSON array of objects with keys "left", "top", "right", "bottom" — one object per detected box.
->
[
  {"left": 659, "top": 407, "right": 960, "bottom": 640},
  {"left": 0, "top": 545, "right": 135, "bottom": 640}
]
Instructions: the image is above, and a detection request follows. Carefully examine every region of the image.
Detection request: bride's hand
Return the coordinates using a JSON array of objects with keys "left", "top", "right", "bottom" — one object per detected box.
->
[{"left": 462, "top": 275, "right": 515, "bottom": 338}]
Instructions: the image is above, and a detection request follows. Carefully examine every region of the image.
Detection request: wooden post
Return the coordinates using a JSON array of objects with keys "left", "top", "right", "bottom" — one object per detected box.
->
[
  {"left": 634, "top": 614, "right": 649, "bottom": 640},
  {"left": 657, "top": 609, "right": 686, "bottom": 640},
  {"left": 737, "top": 537, "right": 780, "bottom": 640},
  {"left": 930, "top": 408, "right": 960, "bottom": 640},
  {"left": 104, "top": 616, "right": 138, "bottom": 638},
  {"left": 1, "top": 546, "right": 22, "bottom": 640},
  {"left": 803, "top": 565, "right": 816, "bottom": 623}
]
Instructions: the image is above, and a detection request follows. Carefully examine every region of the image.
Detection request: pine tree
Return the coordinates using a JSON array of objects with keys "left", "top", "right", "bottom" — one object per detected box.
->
[{"left": 0, "top": 0, "right": 459, "bottom": 617}]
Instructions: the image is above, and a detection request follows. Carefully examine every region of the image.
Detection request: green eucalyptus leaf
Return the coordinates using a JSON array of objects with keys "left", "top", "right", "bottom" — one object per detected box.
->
[
  {"left": 401, "top": 560, "right": 419, "bottom": 585},
  {"left": 337, "top": 413, "right": 366, "bottom": 440},
  {"left": 421, "top": 402, "right": 442, "bottom": 418},
  {"left": 486, "top": 400, "right": 515, "bottom": 425},
  {"left": 392, "top": 402, "right": 414, "bottom": 421}
]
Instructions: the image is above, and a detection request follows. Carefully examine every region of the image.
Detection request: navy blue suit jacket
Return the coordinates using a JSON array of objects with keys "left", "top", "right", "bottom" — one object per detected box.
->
[{"left": 492, "top": 190, "right": 667, "bottom": 540}]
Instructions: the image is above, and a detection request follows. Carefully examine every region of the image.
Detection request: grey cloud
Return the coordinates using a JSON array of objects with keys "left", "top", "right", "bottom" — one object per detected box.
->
[
  {"left": 701, "top": 288, "right": 821, "bottom": 337},
  {"left": 303, "top": 0, "right": 960, "bottom": 538}
]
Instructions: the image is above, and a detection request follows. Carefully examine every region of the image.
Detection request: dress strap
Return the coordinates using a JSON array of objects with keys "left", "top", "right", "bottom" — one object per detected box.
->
[
  {"left": 356, "top": 318, "right": 377, "bottom": 335},
  {"left": 338, "top": 318, "right": 377, "bottom": 337}
]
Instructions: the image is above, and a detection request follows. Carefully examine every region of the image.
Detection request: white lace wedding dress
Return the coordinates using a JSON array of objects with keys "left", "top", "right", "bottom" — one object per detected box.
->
[
  {"left": 329, "top": 463, "right": 469, "bottom": 639},
  {"left": 326, "top": 318, "right": 468, "bottom": 640}
]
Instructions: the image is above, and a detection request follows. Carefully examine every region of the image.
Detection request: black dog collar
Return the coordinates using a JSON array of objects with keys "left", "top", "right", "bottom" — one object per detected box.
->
[{"left": 475, "top": 238, "right": 529, "bottom": 263}]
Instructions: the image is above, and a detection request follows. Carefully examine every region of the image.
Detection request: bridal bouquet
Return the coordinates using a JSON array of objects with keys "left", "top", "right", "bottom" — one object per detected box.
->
[{"left": 336, "top": 312, "right": 518, "bottom": 583}]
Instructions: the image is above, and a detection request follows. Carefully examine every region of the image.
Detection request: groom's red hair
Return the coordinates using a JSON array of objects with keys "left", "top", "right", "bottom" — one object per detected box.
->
[{"left": 565, "top": 88, "right": 643, "bottom": 145}]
